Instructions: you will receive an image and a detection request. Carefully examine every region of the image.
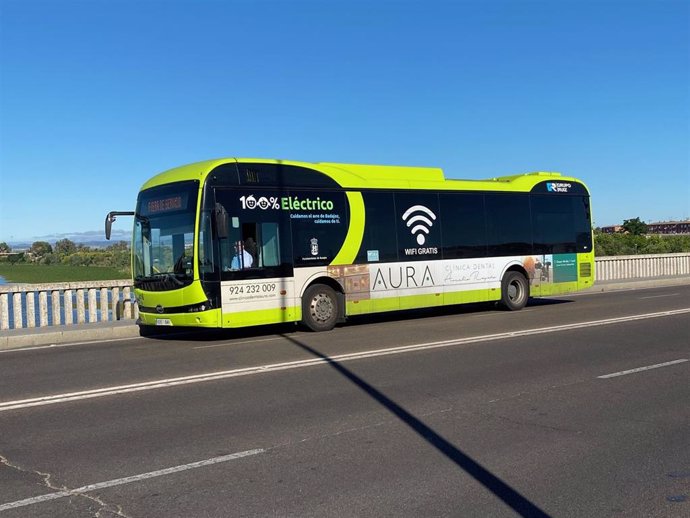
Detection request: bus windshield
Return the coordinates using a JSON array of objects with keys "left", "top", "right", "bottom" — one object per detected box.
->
[{"left": 133, "top": 181, "right": 199, "bottom": 290}]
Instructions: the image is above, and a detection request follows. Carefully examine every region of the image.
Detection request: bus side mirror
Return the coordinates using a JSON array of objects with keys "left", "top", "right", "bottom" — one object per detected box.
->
[
  {"left": 105, "top": 211, "right": 134, "bottom": 240},
  {"left": 105, "top": 214, "right": 114, "bottom": 240},
  {"left": 214, "top": 204, "right": 229, "bottom": 239}
]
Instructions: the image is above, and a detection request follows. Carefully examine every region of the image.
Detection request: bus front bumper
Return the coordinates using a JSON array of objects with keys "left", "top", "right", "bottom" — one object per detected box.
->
[{"left": 138, "top": 308, "right": 221, "bottom": 328}]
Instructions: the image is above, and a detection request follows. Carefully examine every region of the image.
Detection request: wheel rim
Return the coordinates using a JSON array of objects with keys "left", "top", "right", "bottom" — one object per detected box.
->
[
  {"left": 310, "top": 292, "right": 334, "bottom": 323},
  {"left": 508, "top": 280, "right": 523, "bottom": 303}
]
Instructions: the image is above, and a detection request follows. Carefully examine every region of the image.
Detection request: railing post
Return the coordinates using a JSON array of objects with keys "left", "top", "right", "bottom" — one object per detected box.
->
[
  {"left": 64, "top": 289, "right": 74, "bottom": 325},
  {"left": 13, "top": 292, "right": 23, "bottom": 329},
  {"left": 39, "top": 291, "right": 49, "bottom": 327},
  {"left": 88, "top": 289, "right": 98, "bottom": 323},
  {"left": 100, "top": 287, "right": 109, "bottom": 322},
  {"left": 112, "top": 287, "right": 120, "bottom": 321},
  {"left": 76, "top": 289, "right": 86, "bottom": 324},
  {"left": 26, "top": 292, "right": 36, "bottom": 328},
  {"left": 123, "top": 287, "right": 132, "bottom": 319},
  {"left": 0, "top": 293, "right": 9, "bottom": 330},
  {"left": 52, "top": 290, "right": 62, "bottom": 326}
]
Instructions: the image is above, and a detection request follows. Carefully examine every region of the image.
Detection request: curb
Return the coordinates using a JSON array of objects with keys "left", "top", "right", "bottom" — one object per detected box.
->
[{"left": 0, "top": 323, "right": 140, "bottom": 351}]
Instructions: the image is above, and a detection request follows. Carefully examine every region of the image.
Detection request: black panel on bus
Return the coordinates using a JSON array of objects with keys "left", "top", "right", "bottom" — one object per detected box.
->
[
  {"left": 206, "top": 162, "right": 240, "bottom": 186},
  {"left": 355, "top": 192, "right": 399, "bottom": 264},
  {"left": 236, "top": 162, "right": 341, "bottom": 189},
  {"left": 439, "top": 193, "right": 488, "bottom": 259},
  {"left": 394, "top": 191, "right": 442, "bottom": 262},
  {"left": 289, "top": 190, "right": 349, "bottom": 267},
  {"left": 354, "top": 189, "right": 593, "bottom": 263}
]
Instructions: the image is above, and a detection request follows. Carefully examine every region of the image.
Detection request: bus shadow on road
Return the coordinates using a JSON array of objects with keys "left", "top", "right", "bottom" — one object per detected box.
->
[
  {"left": 280, "top": 333, "right": 552, "bottom": 518},
  {"left": 345, "top": 297, "right": 573, "bottom": 328},
  {"left": 143, "top": 298, "right": 573, "bottom": 344},
  {"left": 139, "top": 322, "right": 299, "bottom": 342}
]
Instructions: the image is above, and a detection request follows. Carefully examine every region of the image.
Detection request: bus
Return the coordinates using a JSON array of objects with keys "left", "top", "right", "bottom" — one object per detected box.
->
[{"left": 105, "top": 158, "right": 594, "bottom": 333}]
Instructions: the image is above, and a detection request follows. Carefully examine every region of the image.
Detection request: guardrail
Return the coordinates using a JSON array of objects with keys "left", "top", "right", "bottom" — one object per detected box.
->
[
  {"left": 1, "top": 253, "right": 689, "bottom": 330},
  {"left": 0, "top": 280, "right": 137, "bottom": 331},
  {"left": 595, "top": 252, "right": 690, "bottom": 281}
]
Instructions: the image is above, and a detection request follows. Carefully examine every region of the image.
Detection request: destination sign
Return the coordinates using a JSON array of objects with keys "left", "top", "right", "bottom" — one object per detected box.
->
[{"left": 147, "top": 195, "right": 184, "bottom": 214}]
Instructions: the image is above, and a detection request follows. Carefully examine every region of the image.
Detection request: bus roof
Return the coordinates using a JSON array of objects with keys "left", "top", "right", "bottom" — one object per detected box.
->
[{"left": 141, "top": 158, "right": 588, "bottom": 193}]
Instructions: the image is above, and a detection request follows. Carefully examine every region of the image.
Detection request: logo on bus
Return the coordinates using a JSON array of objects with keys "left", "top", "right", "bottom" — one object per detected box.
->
[
  {"left": 239, "top": 195, "right": 333, "bottom": 211},
  {"left": 372, "top": 265, "right": 436, "bottom": 290},
  {"left": 402, "top": 205, "right": 436, "bottom": 245},
  {"left": 240, "top": 195, "right": 280, "bottom": 210},
  {"left": 546, "top": 182, "right": 572, "bottom": 193}
]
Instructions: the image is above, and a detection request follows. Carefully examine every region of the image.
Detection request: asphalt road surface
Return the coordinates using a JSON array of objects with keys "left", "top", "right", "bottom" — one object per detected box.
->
[{"left": 1, "top": 285, "right": 689, "bottom": 517}]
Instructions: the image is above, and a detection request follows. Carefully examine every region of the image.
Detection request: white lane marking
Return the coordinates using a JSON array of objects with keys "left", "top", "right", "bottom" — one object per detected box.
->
[
  {"left": 1, "top": 308, "right": 689, "bottom": 413},
  {"left": 193, "top": 336, "right": 284, "bottom": 349},
  {"left": 597, "top": 359, "right": 689, "bottom": 379},
  {"left": 0, "top": 336, "right": 139, "bottom": 354},
  {"left": 0, "top": 448, "right": 264, "bottom": 512},
  {"left": 638, "top": 293, "right": 680, "bottom": 300}
]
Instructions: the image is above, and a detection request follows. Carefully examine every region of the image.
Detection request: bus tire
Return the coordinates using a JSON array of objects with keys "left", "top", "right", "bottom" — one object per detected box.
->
[
  {"left": 500, "top": 271, "right": 529, "bottom": 311},
  {"left": 302, "top": 284, "right": 339, "bottom": 332}
]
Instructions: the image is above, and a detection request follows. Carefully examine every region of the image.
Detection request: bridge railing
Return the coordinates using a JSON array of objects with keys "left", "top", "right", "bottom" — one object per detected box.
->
[
  {"left": 0, "top": 280, "right": 137, "bottom": 331},
  {"left": 595, "top": 252, "right": 690, "bottom": 281},
  {"left": 1, "top": 253, "right": 689, "bottom": 330}
]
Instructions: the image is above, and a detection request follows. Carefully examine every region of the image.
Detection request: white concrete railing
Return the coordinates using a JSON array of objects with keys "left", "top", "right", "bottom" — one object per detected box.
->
[
  {"left": 0, "top": 253, "right": 689, "bottom": 331},
  {"left": 0, "top": 280, "right": 138, "bottom": 331},
  {"left": 595, "top": 252, "right": 690, "bottom": 281}
]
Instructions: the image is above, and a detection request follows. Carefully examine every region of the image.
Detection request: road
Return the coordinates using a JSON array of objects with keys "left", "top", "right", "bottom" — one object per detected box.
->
[{"left": 0, "top": 285, "right": 689, "bottom": 517}]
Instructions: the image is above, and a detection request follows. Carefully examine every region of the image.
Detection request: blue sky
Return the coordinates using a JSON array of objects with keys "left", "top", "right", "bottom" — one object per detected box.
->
[{"left": 0, "top": 0, "right": 688, "bottom": 243}]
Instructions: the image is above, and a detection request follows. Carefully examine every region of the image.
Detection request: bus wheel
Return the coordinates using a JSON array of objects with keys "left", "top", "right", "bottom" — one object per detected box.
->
[
  {"left": 302, "top": 284, "right": 339, "bottom": 332},
  {"left": 500, "top": 271, "right": 529, "bottom": 311}
]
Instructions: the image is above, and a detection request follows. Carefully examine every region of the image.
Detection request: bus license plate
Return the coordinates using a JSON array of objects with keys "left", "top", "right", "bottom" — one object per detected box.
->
[{"left": 156, "top": 319, "right": 173, "bottom": 326}]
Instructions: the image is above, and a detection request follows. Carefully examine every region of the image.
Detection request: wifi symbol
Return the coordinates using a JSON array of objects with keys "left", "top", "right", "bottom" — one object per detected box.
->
[{"left": 402, "top": 205, "right": 437, "bottom": 245}]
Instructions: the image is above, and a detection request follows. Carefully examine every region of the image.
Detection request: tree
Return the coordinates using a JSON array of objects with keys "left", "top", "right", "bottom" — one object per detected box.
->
[
  {"left": 0, "top": 242, "right": 11, "bottom": 253},
  {"left": 622, "top": 217, "right": 648, "bottom": 236},
  {"left": 8, "top": 253, "right": 24, "bottom": 265},
  {"left": 106, "top": 241, "right": 129, "bottom": 252},
  {"left": 54, "top": 238, "right": 77, "bottom": 255},
  {"left": 30, "top": 241, "right": 53, "bottom": 259}
]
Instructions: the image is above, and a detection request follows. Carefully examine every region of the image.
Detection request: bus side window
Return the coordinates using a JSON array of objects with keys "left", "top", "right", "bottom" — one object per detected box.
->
[
  {"left": 198, "top": 210, "right": 218, "bottom": 275},
  {"left": 213, "top": 188, "right": 293, "bottom": 278},
  {"left": 237, "top": 223, "right": 280, "bottom": 269},
  {"left": 260, "top": 223, "right": 280, "bottom": 267}
]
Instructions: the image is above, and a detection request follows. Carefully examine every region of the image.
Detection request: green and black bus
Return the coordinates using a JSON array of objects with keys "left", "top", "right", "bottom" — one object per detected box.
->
[{"left": 106, "top": 158, "right": 594, "bottom": 333}]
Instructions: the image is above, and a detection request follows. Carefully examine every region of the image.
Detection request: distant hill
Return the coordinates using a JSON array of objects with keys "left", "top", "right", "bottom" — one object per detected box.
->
[{"left": 7, "top": 229, "right": 131, "bottom": 250}]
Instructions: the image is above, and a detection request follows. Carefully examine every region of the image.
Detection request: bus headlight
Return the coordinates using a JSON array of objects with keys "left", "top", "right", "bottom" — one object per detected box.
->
[{"left": 187, "top": 301, "right": 211, "bottom": 313}]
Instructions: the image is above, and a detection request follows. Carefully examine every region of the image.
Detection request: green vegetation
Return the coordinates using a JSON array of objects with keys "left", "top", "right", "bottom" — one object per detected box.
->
[
  {"left": 0, "top": 264, "right": 129, "bottom": 283},
  {"left": 2, "top": 232, "right": 689, "bottom": 284},
  {"left": 0, "top": 239, "right": 131, "bottom": 283},
  {"left": 594, "top": 232, "right": 690, "bottom": 256},
  {"left": 621, "top": 217, "right": 648, "bottom": 236}
]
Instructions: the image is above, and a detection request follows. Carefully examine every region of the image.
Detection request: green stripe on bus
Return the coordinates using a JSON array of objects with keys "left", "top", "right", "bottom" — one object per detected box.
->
[
  {"left": 332, "top": 191, "right": 365, "bottom": 265},
  {"left": 222, "top": 307, "right": 300, "bottom": 327},
  {"left": 345, "top": 288, "right": 496, "bottom": 316}
]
